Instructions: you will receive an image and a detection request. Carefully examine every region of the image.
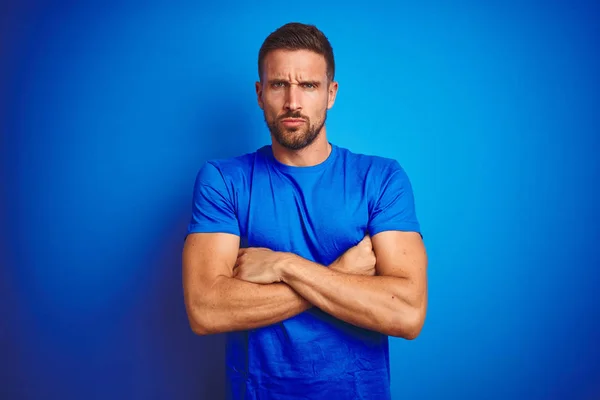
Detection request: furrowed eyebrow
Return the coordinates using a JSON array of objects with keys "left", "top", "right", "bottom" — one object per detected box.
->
[
  {"left": 266, "top": 79, "right": 321, "bottom": 87},
  {"left": 300, "top": 80, "right": 320, "bottom": 87},
  {"left": 268, "top": 79, "right": 288, "bottom": 85}
]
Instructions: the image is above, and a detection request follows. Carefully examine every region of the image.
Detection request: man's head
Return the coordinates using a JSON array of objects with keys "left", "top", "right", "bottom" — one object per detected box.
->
[{"left": 256, "top": 22, "right": 338, "bottom": 151}]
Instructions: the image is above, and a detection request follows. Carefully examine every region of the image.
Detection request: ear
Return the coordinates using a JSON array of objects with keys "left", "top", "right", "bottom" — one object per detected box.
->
[
  {"left": 327, "top": 80, "right": 339, "bottom": 110},
  {"left": 255, "top": 81, "right": 264, "bottom": 109}
]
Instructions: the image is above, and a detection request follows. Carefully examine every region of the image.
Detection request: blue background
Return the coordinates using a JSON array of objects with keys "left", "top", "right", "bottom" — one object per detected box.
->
[{"left": 2, "top": 1, "right": 599, "bottom": 399}]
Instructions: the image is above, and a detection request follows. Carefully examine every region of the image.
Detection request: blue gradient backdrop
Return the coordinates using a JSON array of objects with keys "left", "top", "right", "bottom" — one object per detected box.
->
[{"left": 2, "top": 1, "right": 599, "bottom": 399}]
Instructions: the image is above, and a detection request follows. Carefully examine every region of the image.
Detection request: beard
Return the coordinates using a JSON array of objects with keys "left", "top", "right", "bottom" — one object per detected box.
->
[{"left": 265, "top": 110, "right": 327, "bottom": 151}]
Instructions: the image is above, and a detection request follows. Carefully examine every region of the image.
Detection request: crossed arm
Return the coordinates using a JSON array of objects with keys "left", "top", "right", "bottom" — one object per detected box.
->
[{"left": 182, "top": 231, "right": 428, "bottom": 339}]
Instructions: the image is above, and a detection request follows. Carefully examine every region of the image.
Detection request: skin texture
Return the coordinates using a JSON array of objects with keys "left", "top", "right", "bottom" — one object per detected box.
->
[
  {"left": 182, "top": 233, "right": 377, "bottom": 335},
  {"left": 182, "top": 48, "right": 428, "bottom": 339},
  {"left": 234, "top": 232, "right": 427, "bottom": 338}
]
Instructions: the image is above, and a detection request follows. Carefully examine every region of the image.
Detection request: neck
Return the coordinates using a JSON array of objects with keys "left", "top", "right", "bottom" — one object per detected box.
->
[{"left": 271, "top": 129, "right": 332, "bottom": 167}]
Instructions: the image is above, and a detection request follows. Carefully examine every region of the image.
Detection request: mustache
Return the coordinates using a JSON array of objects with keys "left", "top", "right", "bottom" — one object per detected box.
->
[{"left": 279, "top": 112, "right": 308, "bottom": 120}]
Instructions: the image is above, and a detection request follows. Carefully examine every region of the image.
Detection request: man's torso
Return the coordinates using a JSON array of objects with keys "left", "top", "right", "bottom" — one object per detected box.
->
[{"left": 206, "top": 144, "right": 397, "bottom": 399}]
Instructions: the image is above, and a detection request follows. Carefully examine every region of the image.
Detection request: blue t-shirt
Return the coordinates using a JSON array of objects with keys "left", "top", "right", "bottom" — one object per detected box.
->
[{"left": 187, "top": 143, "right": 421, "bottom": 400}]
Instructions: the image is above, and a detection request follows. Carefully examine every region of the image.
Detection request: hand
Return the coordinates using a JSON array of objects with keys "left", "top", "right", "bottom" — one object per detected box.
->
[
  {"left": 330, "top": 234, "right": 377, "bottom": 276},
  {"left": 234, "top": 247, "right": 289, "bottom": 284}
]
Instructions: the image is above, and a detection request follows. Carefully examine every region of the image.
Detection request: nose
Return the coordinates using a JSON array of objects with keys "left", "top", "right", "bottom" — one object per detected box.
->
[{"left": 284, "top": 85, "right": 302, "bottom": 111}]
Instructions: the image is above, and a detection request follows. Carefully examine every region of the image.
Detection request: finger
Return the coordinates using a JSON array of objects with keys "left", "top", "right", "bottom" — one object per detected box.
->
[{"left": 234, "top": 256, "right": 242, "bottom": 269}]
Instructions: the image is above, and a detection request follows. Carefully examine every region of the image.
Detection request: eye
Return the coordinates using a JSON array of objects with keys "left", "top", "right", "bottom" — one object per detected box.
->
[
  {"left": 302, "top": 83, "right": 316, "bottom": 89},
  {"left": 271, "top": 81, "right": 285, "bottom": 88}
]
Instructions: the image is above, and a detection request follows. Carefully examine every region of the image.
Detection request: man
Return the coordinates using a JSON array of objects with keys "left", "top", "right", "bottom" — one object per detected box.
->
[{"left": 182, "top": 22, "right": 427, "bottom": 400}]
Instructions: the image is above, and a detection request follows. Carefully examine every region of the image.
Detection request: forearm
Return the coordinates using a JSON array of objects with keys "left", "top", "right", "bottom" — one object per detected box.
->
[
  {"left": 189, "top": 276, "right": 311, "bottom": 335},
  {"left": 281, "top": 257, "right": 423, "bottom": 338}
]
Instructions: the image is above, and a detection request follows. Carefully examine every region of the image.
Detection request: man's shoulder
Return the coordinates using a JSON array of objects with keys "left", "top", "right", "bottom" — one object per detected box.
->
[
  {"left": 208, "top": 146, "right": 266, "bottom": 170},
  {"left": 200, "top": 146, "right": 268, "bottom": 175},
  {"left": 193, "top": 146, "right": 268, "bottom": 187},
  {"left": 335, "top": 144, "right": 403, "bottom": 174}
]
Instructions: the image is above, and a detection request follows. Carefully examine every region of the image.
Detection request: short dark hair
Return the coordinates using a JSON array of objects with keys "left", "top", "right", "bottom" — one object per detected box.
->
[{"left": 258, "top": 22, "right": 335, "bottom": 82}]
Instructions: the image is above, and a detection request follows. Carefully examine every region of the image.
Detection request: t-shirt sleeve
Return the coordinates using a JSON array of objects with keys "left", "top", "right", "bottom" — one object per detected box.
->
[
  {"left": 368, "top": 161, "right": 422, "bottom": 237},
  {"left": 186, "top": 162, "right": 240, "bottom": 237}
]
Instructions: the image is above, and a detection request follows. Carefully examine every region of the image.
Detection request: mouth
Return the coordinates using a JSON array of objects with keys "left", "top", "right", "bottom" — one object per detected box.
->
[{"left": 280, "top": 118, "right": 306, "bottom": 128}]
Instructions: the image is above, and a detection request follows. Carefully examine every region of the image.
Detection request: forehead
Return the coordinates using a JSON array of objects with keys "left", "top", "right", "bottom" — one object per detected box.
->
[{"left": 262, "top": 49, "right": 328, "bottom": 80}]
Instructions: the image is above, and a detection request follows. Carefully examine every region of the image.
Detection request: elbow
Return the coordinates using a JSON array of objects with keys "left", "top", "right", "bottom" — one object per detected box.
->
[
  {"left": 387, "top": 305, "right": 427, "bottom": 340},
  {"left": 184, "top": 276, "right": 231, "bottom": 336},
  {"left": 185, "top": 296, "right": 219, "bottom": 336},
  {"left": 400, "top": 321, "right": 424, "bottom": 340},
  {"left": 188, "top": 315, "right": 212, "bottom": 336}
]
